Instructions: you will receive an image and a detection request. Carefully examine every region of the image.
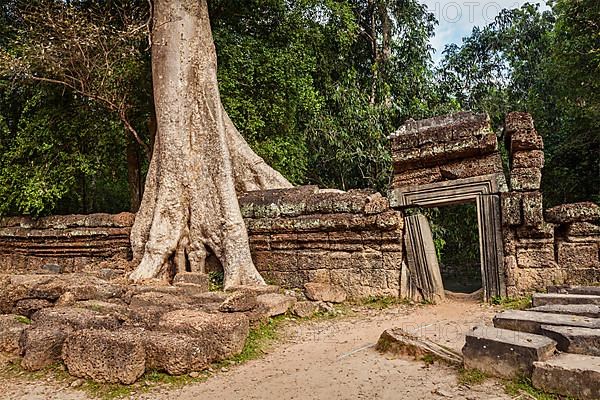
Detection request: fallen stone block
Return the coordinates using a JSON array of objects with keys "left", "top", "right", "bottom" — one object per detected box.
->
[
  {"left": 532, "top": 353, "right": 600, "bottom": 399},
  {"left": 377, "top": 327, "right": 462, "bottom": 365},
  {"left": 13, "top": 299, "right": 52, "bottom": 319},
  {"left": 304, "top": 282, "right": 347, "bottom": 303},
  {"left": 530, "top": 304, "right": 600, "bottom": 318},
  {"left": 256, "top": 293, "right": 296, "bottom": 317},
  {"left": 143, "top": 331, "right": 210, "bottom": 375},
  {"left": 493, "top": 310, "right": 600, "bottom": 334},
  {"left": 0, "top": 315, "right": 29, "bottom": 354},
  {"left": 173, "top": 272, "right": 209, "bottom": 290},
  {"left": 158, "top": 310, "right": 249, "bottom": 361},
  {"left": 532, "top": 293, "right": 600, "bottom": 307},
  {"left": 291, "top": 301, "right": 320, "bottom": 318},
  {"left": 20, "top": 322, "right": 72, "bottom": 371},
  {"left": 32, "top": 307, "right": 121, "bottom": 330},
  {"left": 219, "top": 290, "right": 258, "bottom": 312},
  {"left": 63, "top": 329, "right": 145, "bottom": 384},
  {"left": 462, "top": 326, "right": 556, "bottom": 378},
  {"left": 540, "top": 325, "right": 600, "bottom": 356},
  {"left": 129, "top": 291, "right": 191, "bottom": 310}
]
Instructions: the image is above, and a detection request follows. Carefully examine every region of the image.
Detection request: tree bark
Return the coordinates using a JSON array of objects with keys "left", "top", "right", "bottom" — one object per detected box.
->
[{"left": 129, "top": 0, "right": 291, "bottom": 288}]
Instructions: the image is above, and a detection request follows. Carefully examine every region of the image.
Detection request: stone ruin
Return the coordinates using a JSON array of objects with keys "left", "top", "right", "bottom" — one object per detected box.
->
[
  {"left": 0, "top": 111, "right": 599, "bottom": 386},
  {"left": 0, "top": 111, "right": 598, "bottom": 302}
]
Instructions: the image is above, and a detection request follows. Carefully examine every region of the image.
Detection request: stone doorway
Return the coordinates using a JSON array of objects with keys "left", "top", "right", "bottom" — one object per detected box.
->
[
  {"left": 435, "top": 203, "right": 482, "bottom": 294},
  {"left": 390, "top": 175, "right": 506, "bottom": 301}
]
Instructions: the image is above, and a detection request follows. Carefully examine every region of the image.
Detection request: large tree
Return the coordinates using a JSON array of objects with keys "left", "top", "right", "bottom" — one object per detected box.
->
[{"left": 128, "top": 0, "right": 291, "bottom": 287}]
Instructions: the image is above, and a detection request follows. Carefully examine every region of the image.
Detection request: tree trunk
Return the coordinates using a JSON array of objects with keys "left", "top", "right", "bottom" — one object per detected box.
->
[
  {"left": 129, "top": 0, "right": 291, "bottom": 288},
  {"left": 126, "top": 138, "right": 142, "bottom": 212}
]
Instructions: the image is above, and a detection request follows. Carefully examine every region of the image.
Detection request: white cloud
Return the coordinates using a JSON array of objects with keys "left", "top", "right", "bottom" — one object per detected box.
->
[{"left": 420, "top": 1, "right": 551, "bottom": 63}]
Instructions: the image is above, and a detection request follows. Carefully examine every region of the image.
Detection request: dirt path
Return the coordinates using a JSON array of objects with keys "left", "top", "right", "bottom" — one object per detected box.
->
[{"left": 1, "top": 300, "right": 511, "bottom": 400}]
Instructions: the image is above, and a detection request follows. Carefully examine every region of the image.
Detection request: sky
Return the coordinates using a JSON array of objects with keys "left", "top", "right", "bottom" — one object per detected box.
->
[{"left": 420, "top": 0, "right": 551, "bottom": 63}]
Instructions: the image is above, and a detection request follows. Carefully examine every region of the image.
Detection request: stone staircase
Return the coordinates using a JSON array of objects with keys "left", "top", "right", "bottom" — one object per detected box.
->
[{"left": 463, "top": 286, "right": 600, "bottom": 399}]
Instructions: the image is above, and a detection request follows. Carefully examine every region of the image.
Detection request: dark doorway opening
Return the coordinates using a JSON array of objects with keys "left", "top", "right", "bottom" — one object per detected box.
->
[{"left": 430, "top": 203, "right": 481, "bottom": 294}]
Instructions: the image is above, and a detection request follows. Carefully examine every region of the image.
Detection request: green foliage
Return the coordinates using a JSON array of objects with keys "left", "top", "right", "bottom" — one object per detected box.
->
[
  {"left": 504, "top": 376, "right": 560, "bottom": 400},
  {"left": 438, "top": 2, "right": 599, "bottom": 206},
  {"left": 208, "top": 271, "right": 224, "bottom": 291},
  {"left": 490, "top": 295, "right": 532, "bottom": 310},
  {"left": 457, "top": 368, "right": 488, "bottom": 386},
  {"left": 360, "top": 295, "right": 410, "bottom": 310}
]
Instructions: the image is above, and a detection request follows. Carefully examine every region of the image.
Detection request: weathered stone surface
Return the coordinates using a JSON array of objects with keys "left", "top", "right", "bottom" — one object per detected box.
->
[
  {"left": 377, "top": 327, "right": 462, "bottom": 365},
  {"left": 32, "top": 307, "right": 121, "bottom": 330},
  {"left": 510, "top": 168, "right": 542, "bottom": 191},
  {"left": 548, "top": 285, "right": 600, "bottom": 296},
  {"left": 521, "top": 192, "right": 543, "bottom": 228},
  {"left": 63, "top": 329, "right": 145, "bottom": 384},
  {"left": 530, "top": 304, "right": 600, "bottom": 318},
  {"left": 493, "top": 310, "right": 600, "bottom": 334},
  {"left": 256, "top": 293, "right": 296, "bottom": 317},
  {"left": 505, "top": 112, "right": 534, "bottom": 134},
  {"left": 532, "top": 293, "right": 600, "bottom": 307},
  {"left": 391, "top": 167, "right": 442, "bottom": 187},
  {"left": 158, "top": 310, "right": 249, "bottom": 360},
  {"left": 291, "top": 301, "right": 320, "bottom": 318},
  {"left": 20, "top": 322, "right": 70, "bottom": 371},
  {"left": 142, "top": 331, "right": 210, "bottom": 375},
  {"left": 545, "top": 202, "right": 600, "bottom": 224},
  {"left": 540, "top": 325, "right": 600, "bottom": 356},
  {"left": 557, "top": 242, "right": 600, "bottom": 269},
  {"left": 566, "top": 222, "right": 600, "bottom": 237},
  {"left": 532, "top": 353, "right": 600, "bottom": 399},
  {"left": 219, "top": 290, "right": 258, "bottom": 313},
  {"left": 129, "top": 291, "right": 190, "bottom": 310},
  {"left": 462, "top": 326, "right": 556, "bottom": 378},
  {"left": 439, "top": 153, "right": 503, "bottom": 179},
  {"left": 13, "top": 299, "right": 53, "bottom": 318},
  {"left": 173, "top": 272, "right": 209, "bottom": 290},
  {"left": 512, "top": 150, "right": 544, "bottom": 169},
  {"left": 0, "top": 274, "right": 125, "bottom": 314},
  {"left": 509, "top": 130, "right": 544, "bottom": 151},
  {"left": 502, "top": 192, "right": 522, "bottom": 226},
  {"left": 0, "top": 213, "right": 133, "bottom": 272},
  {"left": 0, "top": 315, "right": 28, "bottom": 354},
  {"left": 304, "top": 282, "right": 347, "bottom": 303},
  {"left": 516, "top": 245, "right": 556, "bottom": 269}
]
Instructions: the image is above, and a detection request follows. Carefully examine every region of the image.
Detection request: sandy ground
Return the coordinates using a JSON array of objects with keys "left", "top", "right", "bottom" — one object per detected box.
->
[{"left": 0, "top": 299, "right": 512, "bottom": 400}]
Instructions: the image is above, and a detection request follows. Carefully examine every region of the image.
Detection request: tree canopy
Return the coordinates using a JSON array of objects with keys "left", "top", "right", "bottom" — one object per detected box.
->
[{"left": 0, "top": 0, "right": 597, "bottom": 216}]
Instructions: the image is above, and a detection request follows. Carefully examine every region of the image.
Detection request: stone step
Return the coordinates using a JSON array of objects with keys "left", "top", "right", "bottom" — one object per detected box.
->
[
  {"left": 462, "top": 326, "right": 556, "bottom": 379},
  {"left": 548, "top": 285, "right": 600, "bottom": 296},
  {"left": 540, "top": 325, "right": 600, "bottom": 356},
  {"left": 532, "top": 293, "right": 600, "bottom": 307},
  {"left": 532, "top": 353, "right": 600, "bottom": 399},
  {"left": 493, "top": 310, "right": 600, "bottom": 334},
  {"left": 529, "top": 304, "right": 600, "bottom": 318}
]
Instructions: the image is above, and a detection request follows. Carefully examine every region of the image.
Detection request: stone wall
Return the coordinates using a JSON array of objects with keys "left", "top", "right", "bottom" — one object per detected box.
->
[
  {"left": 501, "top": 113, "right": 600, "bottom": 295},
  {"left": 0, "top": 187, "right": 405, "bottom": 299},
  {"left": 239, "top": 186, "right": 404, "bottom": 298},
  {"left": 0, "top": 213, "right": 134, "bottom": 273}
]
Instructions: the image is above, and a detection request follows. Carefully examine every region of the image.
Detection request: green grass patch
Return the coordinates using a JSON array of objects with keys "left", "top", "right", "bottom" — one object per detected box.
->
[
  {"left": 504, "top": 377, "right": 562, "bottom": 400},
  {"left": 360, "top": 296, "right": 411, "bottom": 310},
  {"left": 14, "top": 315, "right": 31, "bottom": 324},
  {"left": 227, "top": 316, "right": 285, "bottom": 363},
  {"left": 457, "top": 368, "right": 488, "bottom": 386},
  {"left": 490, "top": 295, "right": 532, "bottom": 310}
]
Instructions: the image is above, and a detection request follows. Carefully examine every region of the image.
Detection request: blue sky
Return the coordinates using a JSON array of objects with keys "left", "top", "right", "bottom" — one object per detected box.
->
[{"left": 420, "top": 1, "right": 551, "bottom": 63}]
